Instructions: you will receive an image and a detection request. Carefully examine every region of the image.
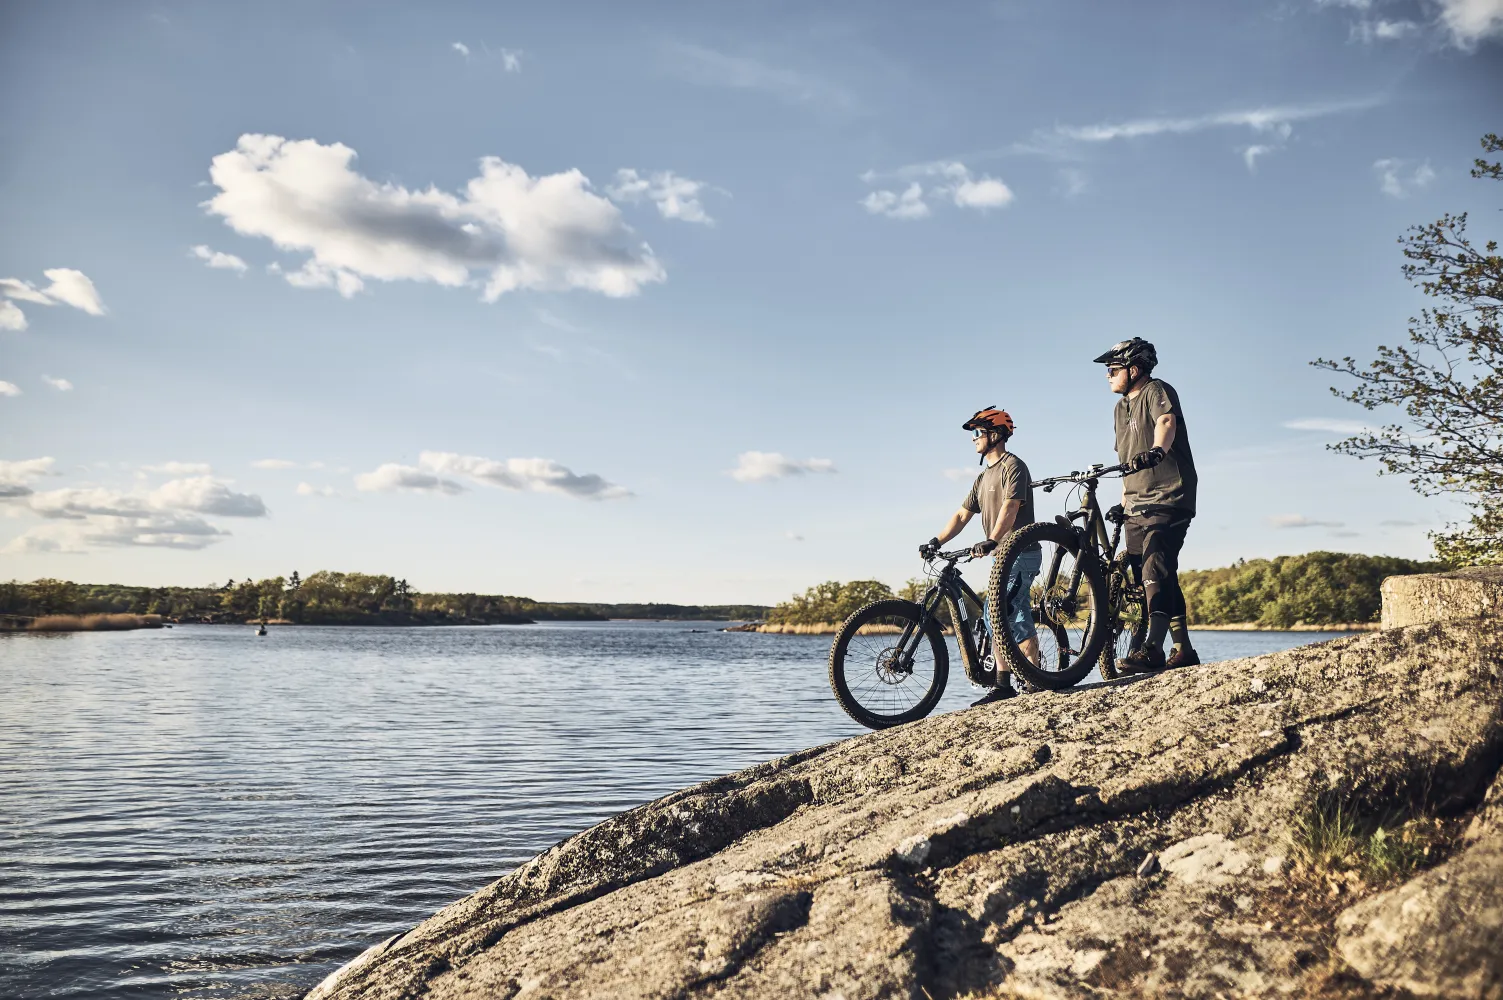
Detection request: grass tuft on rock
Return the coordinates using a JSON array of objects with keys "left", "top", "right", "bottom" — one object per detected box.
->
[{"left": 1290, "top": 795, "right": 1447, "bottom": 885}]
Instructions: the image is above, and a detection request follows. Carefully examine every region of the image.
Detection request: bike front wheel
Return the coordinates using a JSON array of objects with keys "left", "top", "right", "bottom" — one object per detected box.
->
[
  {"left": 987, "top": 522, "right": 1109, "bottom": 690},
  {"left": 828, "top": 599, "right": 949, "bottom": 729}
]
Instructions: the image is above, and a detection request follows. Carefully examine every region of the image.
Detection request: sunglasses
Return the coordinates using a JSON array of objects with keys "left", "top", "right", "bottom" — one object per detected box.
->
[{"left": 1106, "top": 364, "right": 1130, "bottom": 376}]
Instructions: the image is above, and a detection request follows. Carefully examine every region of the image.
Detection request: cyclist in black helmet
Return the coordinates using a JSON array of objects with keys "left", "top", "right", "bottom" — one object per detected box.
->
[{"left": 1095, "top": 338, "right": 1200, "bottom": 673}]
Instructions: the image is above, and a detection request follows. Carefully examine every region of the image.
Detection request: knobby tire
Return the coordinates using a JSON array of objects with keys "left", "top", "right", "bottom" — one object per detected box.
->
[
  {"left": 828, "top": 599, "right": 949, "bottom": 729},
  {"left": 986, "top": 521, "right": 1109, "bottom": 690}
]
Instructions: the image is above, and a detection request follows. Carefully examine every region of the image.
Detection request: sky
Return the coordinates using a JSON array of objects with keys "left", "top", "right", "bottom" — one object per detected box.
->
[{"left": 2, "top": 0, "right": 1501, "bottom": 604}]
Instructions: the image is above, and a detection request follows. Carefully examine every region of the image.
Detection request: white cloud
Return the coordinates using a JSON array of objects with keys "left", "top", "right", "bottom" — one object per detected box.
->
[
  {"left": 41, "top": 375, "right": 73, "bottom": 391},
  {"left": 5, "top": 509, "right": 227, "bottom": 553},
  {"left": 1373, "top": 158, "right": 1436, "bottom": 198},
  {"left": 1284, "top": 418, "right": 1375, "bottom": 435},
  {"left": 0, "top": 268, "right": 107, "bottom": 329},
  {"left": 1051, "top": 101, "right": 1371, "bottom": 144},
  {"left": 354, "top": 463, "right": 467, "bottom": 495},
  {"left": 421, "top": 451, "right": 631, "bottom": 500},
  {"left": 0, "top": 381, "right": 19, "bottom": 397},
  {"left": 0, "top": 278, "right": 54, "bottom": 305},
  {"left": 0, "top": 300, "right": 27, "bottom": 331},
  {"left": 0, "top": 457, "right": 58, "bottom": 501},
  {"left": 501, "top": 48, "right": 522, "bottom": 72},
  {"left": 930, "top": 162, "right": 1015, "bottom": 210},
  {"left": 35, "top": 269, "right": 105, "bottom": 315},
  {"left": 861, "top": 163, "right": 1012, "bottom": 218},
  {"left": 252, "top": 458, "right": 300, "bottom": 469},
  {"left": 451, "top": 41, "right": 470, "bottom": 58},
  {"left": 664, "top": 42, "right": 856, "bottom": 112},
  {"left": 0, "top": 457, "right": 57, "bottom": 484},
  {"left": 2, "top": 473, "right": 266, "bottom": 552},
  {"left": 149, "top": 476, "right": 268, "bottom": 517},
  {"left": 355, "top": 452, "right": 629, "bottom": 499},
  {"left": 190, "top": 244, "right": 249, "bottom": 273},
  {"left": 296, "top": 482, "right": 337, "bottom": 497},
  {"left": 1436, "top": 0, "right": 1503, "bottom": 47},
  {"left": 1242, "top": 145, "right": 1276, "bottom": 172},
  {"left": 142, "top": 461, "right": 214, "bottom": 475},
  {"left": 608, "top": 169, "right": 716, "bottom": 224},
  {"left": 950, "top": 174, "right": 1013, "bottom": 209},
  {"left": 1350, "top": 18, "right": 1422, "bottom": 42},
  {"left": 942, "top": 468, "right": 977, "bottom": 482},
  {"left": 1268, "top": 513, "right": 1345, "bottom": 529},
  {"left": 730, "top": 451, "right": 837, "bottom": 483},
  {"left": 203, "top": 134, "right": 667, "bottom": 301},
  {"left": 861, "top": 183, "right": 930, "bottom": 219}
]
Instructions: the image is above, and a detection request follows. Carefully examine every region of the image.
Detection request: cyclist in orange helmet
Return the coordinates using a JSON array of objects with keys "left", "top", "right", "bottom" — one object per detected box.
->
[{"left": 919, "top": 407, "right": 1040, "bottom": 705}]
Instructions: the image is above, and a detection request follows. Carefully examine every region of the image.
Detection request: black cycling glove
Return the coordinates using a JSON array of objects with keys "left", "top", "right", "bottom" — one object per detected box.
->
[
  {"left": 1130, "top": 446, "right": 1166, "bottom": 472},
  {"left": 919, "top": 537, "right": 940, "bottom": 559},
  {"left": 970, "top": 538, "right": 998, "bottom": 558}
]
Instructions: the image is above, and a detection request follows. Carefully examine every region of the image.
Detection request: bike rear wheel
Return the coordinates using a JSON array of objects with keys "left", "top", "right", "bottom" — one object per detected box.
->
[
  {"left": 987, "top": 522, "right": 1109, "bottom": 690},
  {"left": 828, "top": 599, "right": 949, "bottom": 729}
]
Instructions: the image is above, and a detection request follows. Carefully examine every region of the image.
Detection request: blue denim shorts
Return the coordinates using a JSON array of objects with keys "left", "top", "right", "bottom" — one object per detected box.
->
[{"left": 985, "top": 546, "right": 1043, "bottom": 644}]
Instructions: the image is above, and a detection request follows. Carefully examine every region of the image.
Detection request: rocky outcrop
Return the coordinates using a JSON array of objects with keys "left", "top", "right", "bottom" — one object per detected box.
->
[
  {"left": 1381, "top": 565, "right": 1503, "bottom": 629},
  {"left": 309, "top": 589, "right": 1503, "bottom": 1000}
]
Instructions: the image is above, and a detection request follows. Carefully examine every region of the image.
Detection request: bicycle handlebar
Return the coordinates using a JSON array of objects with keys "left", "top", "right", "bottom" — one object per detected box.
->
[
  {"left": 1032, "top": 462, "right": 1130, "bottom": 492},
  {"left": 921, "top": 546, "right": 978, "bottom": 564}
]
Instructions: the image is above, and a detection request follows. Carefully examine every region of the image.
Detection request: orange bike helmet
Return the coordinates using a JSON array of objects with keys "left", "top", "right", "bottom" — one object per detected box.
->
[{"left": 962, "top": 406, "right": 1015, "bottom": 437}]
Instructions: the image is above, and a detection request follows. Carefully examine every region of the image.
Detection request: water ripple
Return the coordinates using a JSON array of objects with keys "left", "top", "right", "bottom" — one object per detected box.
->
[{"left": 0, "top": 621, "right": 1337, "bottom": 998}]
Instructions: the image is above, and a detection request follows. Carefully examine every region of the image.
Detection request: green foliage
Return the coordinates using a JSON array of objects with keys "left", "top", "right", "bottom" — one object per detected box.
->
[
  {"left": 0, "top": 573, "right": 769, "bottom": 626},
  {"left": 1291, "top": 796, "right": 1445, "bottom": 885},
  {"left": 1314, "top": 132, "right": 1503, "bottom": 565},
  {"left": 1180, "top": 551, "right": 1440, "bottom": 627},
  {"left": 766, "top": 580, "right": 895, "bottom": 625}
]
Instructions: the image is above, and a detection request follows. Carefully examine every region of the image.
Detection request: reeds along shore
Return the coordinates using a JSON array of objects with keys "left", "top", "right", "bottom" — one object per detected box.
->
[{"left": 2, "top": 613, "right": 165, "bottom": 632}]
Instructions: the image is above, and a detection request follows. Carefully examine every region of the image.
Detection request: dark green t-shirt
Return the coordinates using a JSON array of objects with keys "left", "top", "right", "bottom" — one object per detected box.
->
[
  {"left": 963, "top": 452, "right": 1035, "bottom": 537},
  {"left": 1114, "top": 377, "right": 1197, "bottom": 516}
]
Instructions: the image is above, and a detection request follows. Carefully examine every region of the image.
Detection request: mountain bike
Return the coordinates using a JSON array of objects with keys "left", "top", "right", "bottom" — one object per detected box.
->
[
  {"left": 827, "top": 548, "right": 998, "bottom": 729},
  {"left": 985, "top": 463, "right": 1148, "bottom": 690}
]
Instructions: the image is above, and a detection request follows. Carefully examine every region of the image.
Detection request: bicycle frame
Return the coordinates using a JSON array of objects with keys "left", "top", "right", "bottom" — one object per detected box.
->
[{"left": 889, "top": 555, "right": 994, "bottom": 685}]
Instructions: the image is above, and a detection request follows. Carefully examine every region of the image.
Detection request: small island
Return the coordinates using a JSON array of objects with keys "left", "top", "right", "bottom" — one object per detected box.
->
[{"left": 0, "top": 571, "right": 769, "bottom": 631}]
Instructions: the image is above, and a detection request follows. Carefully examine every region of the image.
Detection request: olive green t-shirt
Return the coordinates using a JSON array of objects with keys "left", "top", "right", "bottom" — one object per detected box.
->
[
  {"left": 1113, "top": 377, "right": 1197, "bottom": 516},
  {"left": 963, "top": 452, "right": 1035, "bottom": 538}
]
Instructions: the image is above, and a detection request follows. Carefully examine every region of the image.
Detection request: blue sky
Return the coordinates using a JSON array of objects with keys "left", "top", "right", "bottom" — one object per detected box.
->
[{"left": 2, "top": 0, "right": 1500, "bottom": 604}]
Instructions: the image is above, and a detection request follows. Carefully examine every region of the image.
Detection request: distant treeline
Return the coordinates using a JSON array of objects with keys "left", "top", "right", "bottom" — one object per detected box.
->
[
  {"left": 1178, "top": 552, "right": 1440, "bottom": 628},
  {"left": 767, "top": 552, "right": 1440, "bottom": 628},
  {"left": 0, "top": 571, "right": 768, "bottom": 626}
]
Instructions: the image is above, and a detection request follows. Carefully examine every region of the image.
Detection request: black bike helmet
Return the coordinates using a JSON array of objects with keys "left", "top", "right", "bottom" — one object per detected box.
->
[{"left": 1093, "top": 337, "right": 1158, "bottom": 373}]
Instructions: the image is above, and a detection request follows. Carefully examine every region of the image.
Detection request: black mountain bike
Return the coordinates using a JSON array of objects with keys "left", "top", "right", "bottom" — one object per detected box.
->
[
  {"left": 827, "top": 548, "right": 998, "bottom": 729},
  {"left": 985, "top": 463, "right": 1148, "bottom": 690}
]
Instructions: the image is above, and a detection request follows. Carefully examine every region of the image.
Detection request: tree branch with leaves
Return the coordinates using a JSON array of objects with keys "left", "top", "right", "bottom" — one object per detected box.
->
[{"left": 1314, "top": 133, "right": 1503, "bottom": 565}]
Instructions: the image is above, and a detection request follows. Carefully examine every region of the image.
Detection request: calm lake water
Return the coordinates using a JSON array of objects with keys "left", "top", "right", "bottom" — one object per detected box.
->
[{"left": 0, "top": 622, "right": 1354, "bottom": 999}]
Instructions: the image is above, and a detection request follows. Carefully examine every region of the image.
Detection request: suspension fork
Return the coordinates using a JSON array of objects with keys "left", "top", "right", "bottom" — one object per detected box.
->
[{"left": 891, "top": 583, "right": 946, "bottom": 669}]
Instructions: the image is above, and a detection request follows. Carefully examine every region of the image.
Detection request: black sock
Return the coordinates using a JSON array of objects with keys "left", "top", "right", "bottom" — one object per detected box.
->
[
  {"left": 1146, "top": 612, "right": 1169, "bottom": 652},
  {"left": 1169, "top": 615, "right": 1192, "bottom": 650}
]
